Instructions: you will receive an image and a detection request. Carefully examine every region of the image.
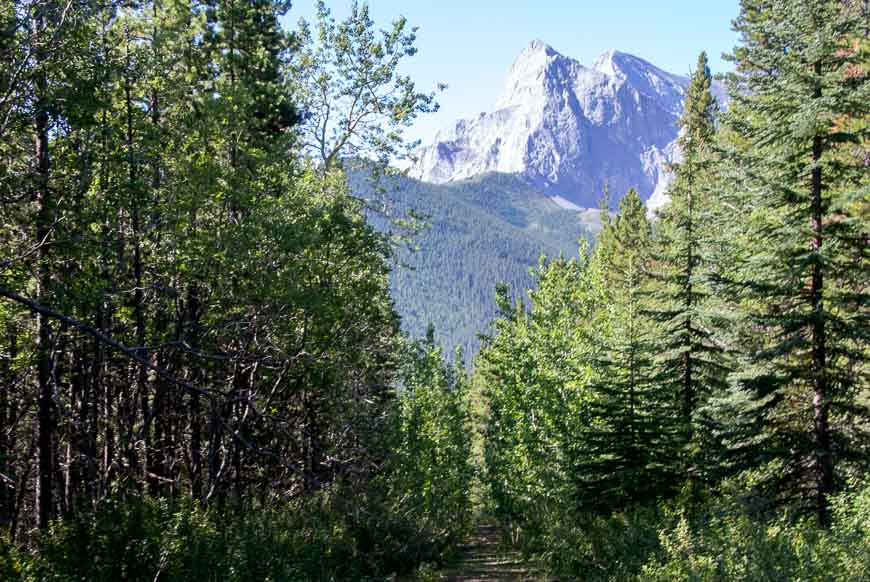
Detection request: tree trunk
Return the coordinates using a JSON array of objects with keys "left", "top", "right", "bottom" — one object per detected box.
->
[
  {"left": 125, "top": 23, "right": 148, "bottom": 488},
  {"left": 34, "top": 5, "right": 55, "bottom": 529},
  {"left": 186, "top": 285, "right": 203, "bottom": 500},
  {"left": 0, "top": 322, "right": 16, "bottom": 522},
  {"left": 146, "top": 4, "right": 162, "bottom": 494},
  {"left": 683, "top": 169, "right": 695, "bottom": 441},
  {"left": 810, "top": 101, "right": 832, "bottom": 527}
]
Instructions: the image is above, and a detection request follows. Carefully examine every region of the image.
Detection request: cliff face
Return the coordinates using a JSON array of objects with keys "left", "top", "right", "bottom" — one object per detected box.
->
[{"left": 412, "top": 41, "right": 709, "bottom": 210}]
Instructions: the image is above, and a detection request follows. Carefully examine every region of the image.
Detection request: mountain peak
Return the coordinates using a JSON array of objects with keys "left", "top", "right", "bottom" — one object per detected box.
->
[
  {"left": 591, "top": 48, "right": 619, "bottom": 75},
  {"left": 524, "top": 38, "right": 556, "bottom": 55},
  {"left": 592, "top": 50, "right": 686, "bottom": 103},
  {"left": 497, "top": 41, "right": 580, "bottom": 110},
  {"left": 503, "top": 39, "right": 564, "bottom": 81},
  {"left": 413, "top": 41, "right": 694, "bottom": 209}
]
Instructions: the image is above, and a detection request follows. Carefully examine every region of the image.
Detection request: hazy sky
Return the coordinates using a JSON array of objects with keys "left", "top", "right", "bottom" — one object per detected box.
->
[{"left": 284, "top": 1, "right": 742, "bottom": 145}]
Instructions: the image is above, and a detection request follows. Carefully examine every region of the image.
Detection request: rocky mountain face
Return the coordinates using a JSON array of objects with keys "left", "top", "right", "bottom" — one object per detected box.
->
[{"left": 412, "top": 41, "right": 718, "bottom": 210}]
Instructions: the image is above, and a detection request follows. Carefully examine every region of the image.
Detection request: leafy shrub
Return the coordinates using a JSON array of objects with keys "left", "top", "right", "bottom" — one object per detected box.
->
[
  {"left": 0, "top": 531, "right": 26, "bottom": 580},
  {"left": 3, "top": 483, "right": 466, "bottom": 582},
  {"left": 641, "top": 485, "right": 870, "bottom": 582},
  {"left": 494, "top": 484, "right": 870, "bottom": 581},
  {"left": 509, "top": 501, "right": 666, "bottom": 581}
]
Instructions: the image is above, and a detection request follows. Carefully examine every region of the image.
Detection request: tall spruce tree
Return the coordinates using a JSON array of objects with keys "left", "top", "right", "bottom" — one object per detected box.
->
[
  {"left": 576, "top": 190, "right": 681, "bottom": 509},
  {"left": 651, "top": 52, "right": 729, "bottom": 478},
  {"left": 714, "top": 0, "right": 870, "bottom": 526}
]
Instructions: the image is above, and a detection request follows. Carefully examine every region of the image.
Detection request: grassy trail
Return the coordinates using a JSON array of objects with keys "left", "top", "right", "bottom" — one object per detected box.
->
[{"left": 436, "top": 524, "right": 538, "bottom": 581}]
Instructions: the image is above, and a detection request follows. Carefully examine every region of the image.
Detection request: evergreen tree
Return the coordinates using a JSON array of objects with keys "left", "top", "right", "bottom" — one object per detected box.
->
[
  {"left": 713, "top": 0, "right": 870, "bottom": 526},
  {"left": 576, "top": 190, "right": 681, "bottom": 509},
  {"left": 650, "top": 52, "right": 729, "bottom": 478}
]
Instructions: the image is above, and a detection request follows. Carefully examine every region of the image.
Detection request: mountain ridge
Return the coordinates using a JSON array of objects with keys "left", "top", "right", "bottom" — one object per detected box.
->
[{"left": 411, "top": 41, "right": 723, "bottom": 211}]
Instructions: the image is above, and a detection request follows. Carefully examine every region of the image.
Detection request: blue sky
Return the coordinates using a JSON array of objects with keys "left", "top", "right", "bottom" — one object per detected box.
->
[{"left": 285, "top": 1, "right": 741, "bottom": 144}]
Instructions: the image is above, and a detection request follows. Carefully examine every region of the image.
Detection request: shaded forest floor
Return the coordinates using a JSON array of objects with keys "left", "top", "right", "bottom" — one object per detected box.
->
[{"left": 434, "top": 524, "right": 540, "bottom": 581}]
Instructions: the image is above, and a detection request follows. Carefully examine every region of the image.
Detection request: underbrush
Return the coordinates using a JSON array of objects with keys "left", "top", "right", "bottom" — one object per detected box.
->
[
  {"left": 642, "top": 485, "right": 870, "bottom": 581},
  {"left": 505, "top": 483, "right": 870, "bottom": 581},
  {"left": 0, "top": 484, "right": 462, "bottom": 582}
]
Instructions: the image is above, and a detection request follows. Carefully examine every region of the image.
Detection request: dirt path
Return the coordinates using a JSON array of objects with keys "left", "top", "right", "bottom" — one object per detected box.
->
[{"left": 437, "top": 524, "right": 539, "bottom": 581}]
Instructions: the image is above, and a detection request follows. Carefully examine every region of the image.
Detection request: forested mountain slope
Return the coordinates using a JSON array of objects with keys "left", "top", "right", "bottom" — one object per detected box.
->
[{"left": 354, "top": 171, "right": 596, "bottom": 357}]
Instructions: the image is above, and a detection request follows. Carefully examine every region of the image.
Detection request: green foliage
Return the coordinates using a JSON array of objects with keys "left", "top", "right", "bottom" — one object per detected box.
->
[
  {"left": 0, "top": 330, "right": 476, "bottom": 581},
  {"left": 474, "top": 5, "right": 868, "bottom": 578},
  {"left": 704, "top": 0, "right": 870, "bottom": 521},
  {"left": 294, "top": 0, "right": 441, "bottom": 171},
  {"left": 0, "top": 0, "right": 471, "bottom": 578},
  {"left": 526, "top": 503, "right": 665, "bottom": 580},
  {"left": 477, "top": 246, "right": 597, "bottom": 536},
  {"left": 642, "top": 485, "right": 870, "bottom": 581},
  {"left": 355, "top": 171, "right": 594, "bottom": 360},
  {"left": 478, "top": 483, "right": 870, "bottom": 581},
  {"left": 649, "top": 52, "right": 730, "bottom": 478},
  {"left": 476, "top": 189, "right": 686, "bottom": 575},
  {"left": 0, "top": 489, "right": 457, "bottom": 581},
  {"left": 576, "top": 190, "right": 682, "bottom": 509},
  {"left": 0, "top": 531, "right": 25, "bottom": 581},
  {"left": 1, "top": 1, "right": 866, "bottom": 580},
  {"left": 385, "top": 330, "right": 475, "bottom": 557}
]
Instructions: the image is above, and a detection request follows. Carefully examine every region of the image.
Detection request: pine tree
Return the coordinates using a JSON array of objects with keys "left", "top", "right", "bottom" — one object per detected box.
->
[
  {"left": 714, "top": 0, "right": 870, "bottom": 526},
  {"left": 650, "top": 52, "right": 729, "bottom": 478},
  {"left": 576, "top": 190, "right": 681, "bottom": 510},
  {"left": 212, "top": 0, "right": 298, "bottom": 172}
]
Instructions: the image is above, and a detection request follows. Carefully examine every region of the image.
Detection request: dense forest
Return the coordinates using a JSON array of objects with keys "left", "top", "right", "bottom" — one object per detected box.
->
[
  {"left": 0, "top": 1, "right": 868, "bottom": 581},
  {"left": 358, "top": 170, "right": 594, "bottom": 360},
  {"left": 0, "top": 0, "right": 473, "bottom": 579}
]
